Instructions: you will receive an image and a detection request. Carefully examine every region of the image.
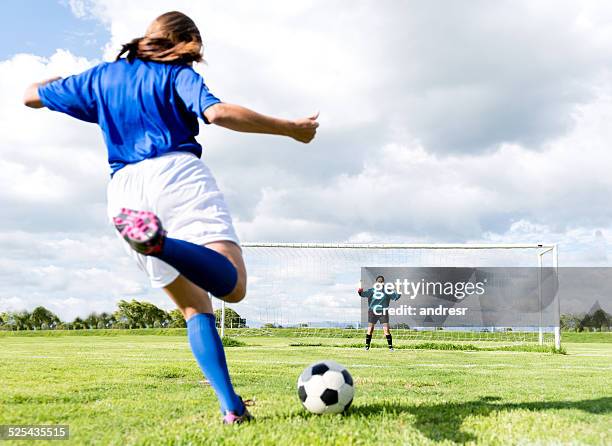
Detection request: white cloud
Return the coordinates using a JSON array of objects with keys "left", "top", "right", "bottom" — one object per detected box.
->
[
  {"left": 67, "top": 0, "right": 88, "bottom": 18},
  {"left": 238, "top": 94, "right": 612, "bottom": 243}
]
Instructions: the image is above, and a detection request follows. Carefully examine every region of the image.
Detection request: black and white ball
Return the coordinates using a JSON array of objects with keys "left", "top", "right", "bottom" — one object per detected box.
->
[{"left": 297, "top": 360, "right": 354, "bottom": 414}]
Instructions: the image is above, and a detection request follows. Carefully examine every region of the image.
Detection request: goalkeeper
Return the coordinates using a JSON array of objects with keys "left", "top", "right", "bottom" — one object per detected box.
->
[{"left": 358, "top": 275, "right": 401, "bottom": 350}]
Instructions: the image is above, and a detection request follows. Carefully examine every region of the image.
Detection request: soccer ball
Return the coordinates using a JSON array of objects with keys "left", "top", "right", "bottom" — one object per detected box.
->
[{"left": 297, "top": 360, "right": 354, "bottom": 414}]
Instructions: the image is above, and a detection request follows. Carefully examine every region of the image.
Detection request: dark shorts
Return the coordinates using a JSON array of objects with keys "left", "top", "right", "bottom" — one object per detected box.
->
[{"left": 368, "top": 309, "right": 389, "bottom": 325}]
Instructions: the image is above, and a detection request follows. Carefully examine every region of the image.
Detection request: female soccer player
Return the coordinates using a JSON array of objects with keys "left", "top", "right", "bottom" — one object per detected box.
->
[
  {"left": 23, "top": 11, "right": 318, "bottom": 424},
  {"left": 358, "top": 275, "right": 401, "bottom": 350}
]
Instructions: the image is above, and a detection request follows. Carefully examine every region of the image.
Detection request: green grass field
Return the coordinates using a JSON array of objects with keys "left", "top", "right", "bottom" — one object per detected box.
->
[{"left": 0, "top": 332, "right": 610, "bottom": 445}]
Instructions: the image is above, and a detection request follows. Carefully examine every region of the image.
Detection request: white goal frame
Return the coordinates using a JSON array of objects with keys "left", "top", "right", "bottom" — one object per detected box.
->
[{"left": 221, "top": 243, "right": 560, "bottom": 349}]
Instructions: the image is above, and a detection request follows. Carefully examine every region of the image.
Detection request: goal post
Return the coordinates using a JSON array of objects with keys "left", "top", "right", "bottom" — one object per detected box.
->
[{"left": 219, "top": 243, "right": 560, "bottom": 348}]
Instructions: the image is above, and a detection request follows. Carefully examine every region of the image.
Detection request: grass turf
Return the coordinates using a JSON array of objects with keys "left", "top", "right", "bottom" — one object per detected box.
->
[{"left": 0, "top": 333, "right": 610, "bottom": 445}]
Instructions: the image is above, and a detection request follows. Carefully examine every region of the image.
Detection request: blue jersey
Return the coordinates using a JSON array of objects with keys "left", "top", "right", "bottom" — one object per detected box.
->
[{"left": 38, "top": 58, "right": 221, "bottom": 176}]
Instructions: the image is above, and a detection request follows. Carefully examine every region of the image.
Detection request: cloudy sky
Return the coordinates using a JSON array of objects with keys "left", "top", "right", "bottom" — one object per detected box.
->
[{"left": 1, "top": 0, "right": 612, "bottom": 322}]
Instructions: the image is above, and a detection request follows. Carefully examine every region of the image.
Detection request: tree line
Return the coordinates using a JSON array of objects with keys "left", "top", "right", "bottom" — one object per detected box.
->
[
  {"left": 560, "top": 309, "right": 610, "bottom": 332},
  {"left": 0, "top": 300, "right": 247, "bottom": 331},
  {"left": 2, "top": 301, "right": 607, "bottom": 332}
]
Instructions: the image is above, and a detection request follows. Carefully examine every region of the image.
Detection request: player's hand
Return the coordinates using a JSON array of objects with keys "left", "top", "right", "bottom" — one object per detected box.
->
[
  {"left": 357, "top": 288, "right": 364, "bottom": 295},
  {"left": 289, "top": 112, "right": 319, "bottom": 143}
]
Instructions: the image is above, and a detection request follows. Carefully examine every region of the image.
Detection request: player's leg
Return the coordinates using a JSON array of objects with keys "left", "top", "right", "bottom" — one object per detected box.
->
[
  {"left": 203, "top": 241, "right": 247, "bottom": 304},
  {"left": 113, "top": 209, "right": 244, "bottom": 302},
  {"left": 382, "top": 322, "right": 393, "bottom": 350},
  {"left": 365, "top": 318, "right": 375, "bottom": 350},
  {"left": 163, "top": 275, "right": 252, "bottom": 423},
  {"left": 163, "top": 274, "right": 213, "bottom": 318}
]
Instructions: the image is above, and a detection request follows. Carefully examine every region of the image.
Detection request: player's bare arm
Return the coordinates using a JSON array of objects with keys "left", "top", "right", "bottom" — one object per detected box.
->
[
  {"left": 204, "top": 103, "right": 319, "bottom": 143},
  {"left": 23, "top": 77, "right": 61, "bottom": 108}
]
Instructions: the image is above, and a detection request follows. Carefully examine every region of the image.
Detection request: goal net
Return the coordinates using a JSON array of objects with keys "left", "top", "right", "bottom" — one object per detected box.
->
[{"left": 218, "top": 243, "right": 560, "bottom": 348}]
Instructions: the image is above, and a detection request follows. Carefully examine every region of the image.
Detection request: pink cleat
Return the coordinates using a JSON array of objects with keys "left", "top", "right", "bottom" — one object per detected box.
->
[
  {"left": 112, "top": 208, "right": 166, "bottom": 256},
  {"left": 223, "top": 398, "right": 254, "bottom": 425}
]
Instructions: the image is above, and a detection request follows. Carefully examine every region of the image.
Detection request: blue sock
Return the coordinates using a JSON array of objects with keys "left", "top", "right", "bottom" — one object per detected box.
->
[
  {"left": 155, "top": 237, "right": 238, "bottom": 297},
  {"left": 187, "top": 313, "right": 243, "bottom": 415}
]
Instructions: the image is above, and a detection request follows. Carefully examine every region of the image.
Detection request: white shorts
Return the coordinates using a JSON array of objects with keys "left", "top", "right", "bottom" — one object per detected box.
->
[{"left": 106, "top": 151, "right": 240, "bottom": 288}]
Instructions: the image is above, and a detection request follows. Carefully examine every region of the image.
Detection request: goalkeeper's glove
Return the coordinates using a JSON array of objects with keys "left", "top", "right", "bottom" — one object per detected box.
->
[{"left": 357, "top": 288, "right": 364, "bottom": 295}]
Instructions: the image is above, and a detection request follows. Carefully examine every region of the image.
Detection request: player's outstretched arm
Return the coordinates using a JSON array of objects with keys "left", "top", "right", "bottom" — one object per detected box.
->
[
  {"left": 204, "top": 103, "right": 319, "bottom": 143},
  {"left": 23, "top": 77, "right": 62, "bottom": 108},
  {"left": 359, "top": 288, "right": 373, "bottom": 298}
]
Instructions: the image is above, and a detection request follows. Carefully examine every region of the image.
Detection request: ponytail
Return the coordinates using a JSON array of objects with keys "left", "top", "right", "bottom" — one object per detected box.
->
[{"left": 116, "top": 38, "right": 143, "bottom": 62}]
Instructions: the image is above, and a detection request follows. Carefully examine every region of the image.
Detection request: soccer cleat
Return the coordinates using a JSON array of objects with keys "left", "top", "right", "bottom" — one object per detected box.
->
[
  {"left": 365, "top": 345, "right": 370, "bottom": 351},
  {"left": 113, "top": 208, "right": 166, "bottom": 256},
  {"left": 389, "top": 347, "right": 394, "bottom": 351},
  {"left": 223, "top": 397, "right": 254, "bottom": 425}
]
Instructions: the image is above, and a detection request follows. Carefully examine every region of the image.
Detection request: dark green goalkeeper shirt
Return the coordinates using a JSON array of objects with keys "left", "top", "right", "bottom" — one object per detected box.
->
[{"left": 359, "top": 288, "right": 401, "bottom": 314}]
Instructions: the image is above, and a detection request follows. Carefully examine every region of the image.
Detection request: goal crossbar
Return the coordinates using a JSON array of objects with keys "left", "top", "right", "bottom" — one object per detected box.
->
[{"left": 242, "top": 242, "right": 556, "bottom": 250}]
